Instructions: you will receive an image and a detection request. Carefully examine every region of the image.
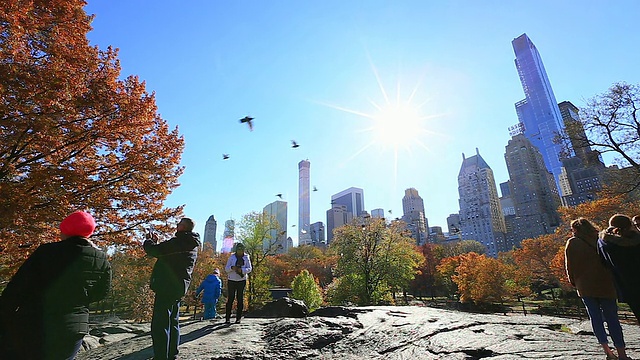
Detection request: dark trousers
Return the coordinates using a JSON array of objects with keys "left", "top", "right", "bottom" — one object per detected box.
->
[
  {"left": 151, "top": 295, "right": 181, "bottom": 360},
  {"left": 225, "top": 279, "right": 246, "bottom": 321}
]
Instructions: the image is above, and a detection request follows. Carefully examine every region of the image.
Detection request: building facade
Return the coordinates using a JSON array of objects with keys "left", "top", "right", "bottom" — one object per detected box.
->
[
  {"left": 331, "top": 187, "right": 365, "bottom": 217},
  {"left": 203, "top": 215, "right": 217, "bottom": 252},
  {"left": 457, "top": 149, "right": 506, "bottom": 257},
  {"left": 402, "top": 188, "right": 429, "bottom": 245},
  {"left": 326, "top": 204, "right": 353, "bottom": 244},
  {"left": 503, "top": 134, "right": 561, "bottom": 250},
  {"left": 221, "top": 219, "right": 235, "bottom": 253},
  {"left": 264, "top": 200, "right": 289, "bottom": 254},
  {"left": 512, "top": 33, "right": 573, "bottom": 194},
  {"left": 298, "top": 160, "right": 311, "bottom": 245}
]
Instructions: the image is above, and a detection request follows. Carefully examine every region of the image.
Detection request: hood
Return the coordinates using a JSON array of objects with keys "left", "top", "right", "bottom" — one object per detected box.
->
[
  {"left": 205, "top": 274, "right": 219, "bottom": 282},
  {"left": 600, "top": 227, "right": 640, "bottom": 247}
]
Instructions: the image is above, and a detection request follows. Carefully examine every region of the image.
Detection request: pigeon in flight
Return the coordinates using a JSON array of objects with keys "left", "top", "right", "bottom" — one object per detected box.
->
[
  {"left": 291, "top": 140, "right": 300, "bottom": 148},
  {"left": 239, "top": 116, "right": 254, "bottom": 131},
  {"left": 276, "top": 193, "right": 283, "bottom": 199},
  {"left": 388, "top": 209, "right": 392, "bottom": 214},
  {"left": 313, "top": 186, "right": 318, "bottom": 192},
  {"left": 222, "top": 154, "right": 230, "bottom": 160}
]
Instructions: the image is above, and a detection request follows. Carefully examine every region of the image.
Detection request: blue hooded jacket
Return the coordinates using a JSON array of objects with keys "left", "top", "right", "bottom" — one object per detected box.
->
[{"left": 196, "top": 274, "right": 222, "bottom": 303}]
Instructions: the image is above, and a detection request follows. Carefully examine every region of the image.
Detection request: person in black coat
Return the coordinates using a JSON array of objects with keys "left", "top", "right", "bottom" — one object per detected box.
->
[
  {"left": 598, "top": 213, "right": 640, "bottom": 325},
  {"left": 0, "top": 211, "right": 112, "bottom": 360},
  {"left": 143, "top": 217, "right": 200, "bottom": 360}
]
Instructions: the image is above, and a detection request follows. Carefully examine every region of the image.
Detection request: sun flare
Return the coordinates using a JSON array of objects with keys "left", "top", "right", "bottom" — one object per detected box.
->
[{"left": 371, "top": 102, "right": 425, "bottom": 150}]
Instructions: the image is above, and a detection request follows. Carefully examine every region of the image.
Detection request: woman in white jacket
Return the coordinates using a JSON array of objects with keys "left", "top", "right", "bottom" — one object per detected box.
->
[{"left": 224, "top": 243, "right": 252, "bottom": 324}]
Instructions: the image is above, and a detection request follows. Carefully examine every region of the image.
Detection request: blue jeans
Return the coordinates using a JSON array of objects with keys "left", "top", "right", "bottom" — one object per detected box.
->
[
  {"left": 582, "top": 297, "right": 625, "bottom": 348},
  {"left": 151, "top": 295, "right": 181, "bottom": 360},
  {"left": 203, "top": 299, "right": 218, "bottom": 319}
]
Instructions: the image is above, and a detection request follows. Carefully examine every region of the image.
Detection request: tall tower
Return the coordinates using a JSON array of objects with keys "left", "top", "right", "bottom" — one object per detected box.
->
[
  {"left": 298, "top": 160, "right": 311, "bottom": 245},
  {"left": 504, "top": 134, "right": 561, "bottom": 249},
  {"left": 457, "top": 149, "right": 506, "bottom": 257},
  {"left": 402, "top": 188, "right": 429, "bottom": 245},
  {"left": 221, "top": 219, "right": 235, "bottom": 253},
  {"left": 203, "top": 215, "right": 217, "bottom": 252},
  {"left": 264, "top": 200, "right": 288, "bottom": 254},
  {"left": 512, "top": 33, "right": 573, "bottom": 194}
]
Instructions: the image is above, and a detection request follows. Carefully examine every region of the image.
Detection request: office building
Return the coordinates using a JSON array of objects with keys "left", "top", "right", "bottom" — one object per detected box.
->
[
  {"left": 331, "top": 187, "right": 365, "bottom": 217},
  {"left": 221, "top": 219, "right": 235, "bottom": 253},
  {"left": 326, "top": 204, "right": 353, "bottom": 244}
]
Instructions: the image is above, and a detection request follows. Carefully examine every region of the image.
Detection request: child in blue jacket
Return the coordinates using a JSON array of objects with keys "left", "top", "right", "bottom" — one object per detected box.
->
[{"left": 196, "top": 269, "right": 222, "bottom": 320}]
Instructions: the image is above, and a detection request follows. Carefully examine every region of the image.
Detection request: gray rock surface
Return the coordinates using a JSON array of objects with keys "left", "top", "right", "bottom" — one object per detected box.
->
[{"left": 77, "top": 306, "right": 640, "bottom": 359}]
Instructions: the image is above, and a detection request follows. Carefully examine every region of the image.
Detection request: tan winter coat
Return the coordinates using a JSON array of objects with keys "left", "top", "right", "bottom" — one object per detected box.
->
[{"left": 565, "top": 235, "right": 616, "bottom": 299}]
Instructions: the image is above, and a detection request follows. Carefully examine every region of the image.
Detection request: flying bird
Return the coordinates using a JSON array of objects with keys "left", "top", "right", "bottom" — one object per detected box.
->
[
  {"left": 222, "top": 154, "right": 230, "bottom": 160},
  {"left": 313, "top": 186, "right": 318, "bottom": 192},
  {"left": 291, "top": 140, "right": 300, "bottom": 148},
  {"left": 276, "top": 193, "right": 283, "bottom": 199},
  {"left": 239, "top": 116, "right": 254, "bottom": 131},
  {"left": 301, "top": 229, "right": 307, "bottom": 234},
  {"left": 388, "top": 209, "right": 392, "bottom": 214}
]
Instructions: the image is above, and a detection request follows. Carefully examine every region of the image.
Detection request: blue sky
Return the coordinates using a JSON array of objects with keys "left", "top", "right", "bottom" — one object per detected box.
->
[{"left": 85, "top": 1, "right": 640, "bottom": 248}]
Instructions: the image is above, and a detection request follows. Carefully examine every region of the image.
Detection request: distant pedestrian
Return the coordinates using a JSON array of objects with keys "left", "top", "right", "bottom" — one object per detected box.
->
[
  {"left": 565, "top": 218, "right": 629, "bottom": 360},
  {"left": 224, "top": 243, "right": 252, "bottom": 324},
  {"left": 196, "top": 269, "right": 222, "bottom": 320},
  {"left": 0, "top": 211, "right": 112, "bottom": 360},
  {"left": 144, "top": 218, "right": 201, "bottom": 360},
  {"left": 599, "top": 213, "right": 640, "bottom": 325}
]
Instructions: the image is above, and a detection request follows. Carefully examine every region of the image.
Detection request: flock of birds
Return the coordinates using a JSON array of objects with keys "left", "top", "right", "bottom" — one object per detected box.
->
[{"left": 222, "top": 116, "right": 300, "bottom": 161}]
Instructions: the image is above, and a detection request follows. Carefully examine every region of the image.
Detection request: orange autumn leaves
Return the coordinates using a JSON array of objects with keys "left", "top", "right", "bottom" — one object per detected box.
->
[{"left": 1, "top": 0, "right": 184, "bottom": 275}]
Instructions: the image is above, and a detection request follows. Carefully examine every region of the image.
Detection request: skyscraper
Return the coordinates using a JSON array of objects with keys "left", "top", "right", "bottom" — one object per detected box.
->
[
  {"left": 221, "top": 219, "right": 235, "bottom": 253},
  {"left": 326, "top": 204, "right": 353, "bottom": 244},
  {"left": 512, "top": 33, "right": 573, "bottom": 193},
  {"left": 298, "top": 160, "right": 311, "bottom": 245},
  {"left": 264, "top": 200, "right": 288, "bottom": 254},
  {"left": 309, "top": 221, "right": 325, "bottom": 246},
  {"left": 402, "top": 188, "right": 429, "bottom": 245},
  {"left": 504, "top": 134, "right": 561, "bottom": 249},
  {"left": 331, "top": 187, "right": 365, "bottom": 217},
  {"left": 457, "top": 149, "right": 506, "bottom": 257},
  {"left": 203, "top": 215, "right": 217, "bottom": 252}
]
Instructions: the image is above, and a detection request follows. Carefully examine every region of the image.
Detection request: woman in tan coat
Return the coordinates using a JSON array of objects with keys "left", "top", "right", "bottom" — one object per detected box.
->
[{"left": 565, "top": 218, "right": 630, "bottom": 360}]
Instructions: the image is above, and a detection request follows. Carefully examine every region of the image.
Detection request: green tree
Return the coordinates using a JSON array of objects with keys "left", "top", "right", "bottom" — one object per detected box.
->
[
  {"left": 236, "top": 211, "right": 281, "bottom": 310},
  {"left": 329, "top": 218, "right": 424, "bottom": 305},
  {"left": 291, "top": 269, "right": 324, "bottom": 311}
]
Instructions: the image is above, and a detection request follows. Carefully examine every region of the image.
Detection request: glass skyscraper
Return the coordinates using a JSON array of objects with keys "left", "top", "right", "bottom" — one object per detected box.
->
[{"left": 512, "top": 33, "right": 573, "bottom": 194}]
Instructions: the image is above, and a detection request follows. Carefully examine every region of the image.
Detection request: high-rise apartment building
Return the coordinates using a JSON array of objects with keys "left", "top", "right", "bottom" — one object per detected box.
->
[
  {"left": 371, "top": 208, "right": 385, "bottom": 219},
  {"left": 512, "top": 33, "right": 573, "bottom": 194},
  {"left": 326, "top": 204, "right": 353, "bottom": 244},
  {"left": 402, "top": 188, "right": 429, "bottom": 245},
  {"left": 331, "top": 187, "right": 365, "bottom": 217},
  {"left": 264, "top": 200, "right": 288, "bottom": 254},
  {"left": 457, "top": 149, "right": 506, "bottom": 257},
  {"left": 504, "top": 134, "right": 561, "bottom": 249},
  {"left": 203, "top": 215, "right": 217, "bottom": 252},
  {"left": 298, "top": 160, "right": 311, "bottom": 245}
]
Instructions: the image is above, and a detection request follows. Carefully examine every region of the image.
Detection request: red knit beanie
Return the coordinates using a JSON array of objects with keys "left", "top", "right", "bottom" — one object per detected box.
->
[{"left": 60, "top": 211, "right": 96, "bottom": 237}]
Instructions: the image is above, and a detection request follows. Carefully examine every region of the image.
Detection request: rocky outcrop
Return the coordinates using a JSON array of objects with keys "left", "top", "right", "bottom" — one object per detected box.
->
[
  {"left": 245, "top": 297, "right": 309, "bottom": 318},
  {"left": 77, "top": 306, "right": 640, "bottom": 359}
]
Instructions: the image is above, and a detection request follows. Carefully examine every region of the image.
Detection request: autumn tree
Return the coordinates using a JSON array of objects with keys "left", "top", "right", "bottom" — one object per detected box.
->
[
  {"left": 557, "top": 195, "right": 640, "bottom": 231},
  {"left": 236, "top": 211, "right": 281, "bottom": 310},
  {"left": 566, "top": 82, "right": 640, "bottom": 194},
  {"left": 0, "top": 0, "right": 184, "bottom": 275},
  {"left": 436, "top": 256, "right": 461, "bottom": 299},
  {"left": 329, "top": 218, "right": 424, "bottom": 305},
  {"left": 452, "top": 252, "right": 513, "bottom": 304},
  {"left": 511, "top": 234, "right": 565, "bottom": 297},
  {"left": 409, "top": 243, "right": 443, "bottom": 298},
  {"left": 108, "top": 251, "right": 155, "bottom": 322},
  {"left": 267, "top": 246, "right": 336, "bottom": 288}
]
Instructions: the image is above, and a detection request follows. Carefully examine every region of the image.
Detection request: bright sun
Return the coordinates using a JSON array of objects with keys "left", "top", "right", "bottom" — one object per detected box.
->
[{"left": 371, "top": 102, "right": 425, "bottom": 150}]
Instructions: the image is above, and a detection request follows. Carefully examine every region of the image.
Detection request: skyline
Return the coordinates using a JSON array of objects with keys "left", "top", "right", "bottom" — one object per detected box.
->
[{"left": 84, "top": 1, "right": 640, "bottom": 248}]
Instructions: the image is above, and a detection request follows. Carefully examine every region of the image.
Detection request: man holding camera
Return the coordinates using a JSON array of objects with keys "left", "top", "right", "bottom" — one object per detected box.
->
[{"left": 143, "top": 218, "right": 201, "bottom": 360}]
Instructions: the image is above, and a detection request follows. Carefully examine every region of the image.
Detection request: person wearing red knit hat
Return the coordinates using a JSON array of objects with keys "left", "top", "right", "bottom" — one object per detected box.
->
[{"left": 0, "top": 211, "right": 112, "bottom": 360}]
